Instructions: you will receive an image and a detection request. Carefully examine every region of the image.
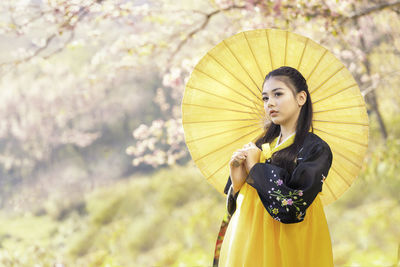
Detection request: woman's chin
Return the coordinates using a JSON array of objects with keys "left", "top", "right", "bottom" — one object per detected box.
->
[{"left": 270, "top": 118, "right": 281, "bottom": 125}]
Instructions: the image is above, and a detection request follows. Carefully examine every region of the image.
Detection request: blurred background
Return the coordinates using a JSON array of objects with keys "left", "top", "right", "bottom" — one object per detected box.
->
[{"left": 0, "top": 0, "right": 399, "bottom": 266}]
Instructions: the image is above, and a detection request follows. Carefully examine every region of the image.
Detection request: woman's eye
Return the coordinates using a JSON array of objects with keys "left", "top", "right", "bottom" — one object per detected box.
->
[
  {"left": 262, "top": 97, "right": 268, "bottom": 101},
  {"left": 275, "top": 92, "right": 282, "bottom": 97}
]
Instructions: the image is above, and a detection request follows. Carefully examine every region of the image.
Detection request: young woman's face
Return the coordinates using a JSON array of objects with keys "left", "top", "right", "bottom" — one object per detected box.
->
[{"left": 262, "top": 77, "right": 304, "bottom": 127}]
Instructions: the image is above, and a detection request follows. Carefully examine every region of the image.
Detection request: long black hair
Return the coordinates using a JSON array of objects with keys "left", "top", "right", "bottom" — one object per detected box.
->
[{"left": 255, "top": 66, "right": 313, "bottom": 174}]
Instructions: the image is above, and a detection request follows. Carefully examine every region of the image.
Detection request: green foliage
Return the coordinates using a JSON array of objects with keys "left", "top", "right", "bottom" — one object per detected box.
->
[
  {"left": 0, "top": 135, "right": 399, "bottom": 266},
  {"left": 0, "top": 213, "right": 59, "bottom": 266},
  {"left": 0, "top": 163, "right": 224, "bottom": 266}
]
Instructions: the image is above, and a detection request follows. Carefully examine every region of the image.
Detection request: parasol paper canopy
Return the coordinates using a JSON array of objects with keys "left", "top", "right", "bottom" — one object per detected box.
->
[{"left": 181, "top": 28, "right": 369, "bottom": 206}]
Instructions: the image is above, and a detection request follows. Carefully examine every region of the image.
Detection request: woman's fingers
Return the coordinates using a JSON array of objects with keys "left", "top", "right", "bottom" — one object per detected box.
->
[
  {"left": 231, "top": 147, "right": 252, "bottom": 167},
  {"left": 242, "top": 142, "right": 256, "bottom": 150},
  {"left": 230, "top": 142, "right": 259, "bottom": 168},
  {"left": 234, "top": 149, "right": 247, "bottom": 155},
  {"left": 231, "top": 150, "right": 247, "bottom": 164},
  {"left": 231, "top": 144, "right": 255, "bottom": 166},
  {"left": 232, "top": 154, "right": 246, "bottom": 161}
]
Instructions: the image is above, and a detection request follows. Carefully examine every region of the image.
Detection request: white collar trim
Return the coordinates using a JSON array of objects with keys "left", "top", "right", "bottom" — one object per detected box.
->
[{"left": 275, "top": 132, "right": 296, "bottom": 149}]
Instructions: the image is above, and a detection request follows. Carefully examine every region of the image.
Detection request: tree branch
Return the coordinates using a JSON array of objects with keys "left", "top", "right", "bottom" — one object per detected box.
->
[
  {"left": 166, "top": 0, "right": 400, "bottom": 66},
  {"left": 349, "top": 0, "right": 400, "bottom": 20},
  {"left": 339, "top": 0, "right": 400, "bottom": 24},
  {"left": 166, "top": 3, "right": 248, "bottom": 65},
  {"left": 0, "top": 1, "right": 95, "bottom": 67}
]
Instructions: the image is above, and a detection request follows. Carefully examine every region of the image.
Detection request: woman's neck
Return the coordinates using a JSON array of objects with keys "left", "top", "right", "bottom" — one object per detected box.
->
[
  {"left": 279, "top": 125, "right": 296, "bottom": 143},
  {"left": 279, "top": 109, "right": 299, "bottom": 142}
]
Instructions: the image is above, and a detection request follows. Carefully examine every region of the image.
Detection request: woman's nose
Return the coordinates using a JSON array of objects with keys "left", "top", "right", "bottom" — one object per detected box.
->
[{"left": 267, "top": 99, "right": 275, "bottom": 107}]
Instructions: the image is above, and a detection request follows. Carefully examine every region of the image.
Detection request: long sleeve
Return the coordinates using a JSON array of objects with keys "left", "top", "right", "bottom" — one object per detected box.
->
[
  {"left": 223, "top": 176, "right": 232, "bottom": 195},
  {"left": 224, "top": 176, "right": 239, "bottom": 216},
  {"left": 247, "top": 141, "right": 333, "bottom": 224}
]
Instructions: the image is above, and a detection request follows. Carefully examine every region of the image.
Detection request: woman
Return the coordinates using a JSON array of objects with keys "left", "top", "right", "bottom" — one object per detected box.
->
[{"left": 214, "top": 66, "right": 334, "bottom": 266}]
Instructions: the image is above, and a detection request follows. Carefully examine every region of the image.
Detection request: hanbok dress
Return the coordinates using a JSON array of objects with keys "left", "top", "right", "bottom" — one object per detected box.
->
[{"left": 214, "top": 132, "right": 334, "bottom": 267}]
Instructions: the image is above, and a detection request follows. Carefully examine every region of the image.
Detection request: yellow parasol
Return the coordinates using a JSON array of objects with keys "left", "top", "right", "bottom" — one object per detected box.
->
[{"left": 181, "top": 28, "right": 369, "bottom": 206}]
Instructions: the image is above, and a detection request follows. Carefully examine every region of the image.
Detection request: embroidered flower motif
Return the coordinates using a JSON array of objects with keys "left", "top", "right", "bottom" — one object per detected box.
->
[
  {"left": 268, "top": 206, "right": 280, "bottom": 216},
  {"left": 275, "top": 179, "right": 283, "bottom": 186},
  {"left": 269, "top": 189, "right": 305, "bottom": 211},
  {"left": 296, "top": 211, "right": 305, "bottom": 221}
]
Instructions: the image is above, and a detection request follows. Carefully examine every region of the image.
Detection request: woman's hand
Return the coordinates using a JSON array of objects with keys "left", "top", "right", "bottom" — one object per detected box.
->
[
  {"left": 229, "top": 149, "right": 248, "bottom": 168},
  {"left": 242, "top": 142, "right": 261, "bottom": 172},
  {"left": 229, "top": 149, "right": 248, "bottom": 193}
]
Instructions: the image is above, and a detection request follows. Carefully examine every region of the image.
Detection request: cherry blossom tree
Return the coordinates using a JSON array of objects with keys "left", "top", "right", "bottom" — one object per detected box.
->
[
  {"left": 1, "top": 0, "right": 399, "bottom": 179},
  {"left": 128, "top": 0, "right": 400, "bottom": 168}
]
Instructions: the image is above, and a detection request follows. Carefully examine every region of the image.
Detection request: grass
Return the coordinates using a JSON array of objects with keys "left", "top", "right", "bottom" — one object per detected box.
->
[{"left": 0, "top": 137, "right": 398, "bottom": 266}]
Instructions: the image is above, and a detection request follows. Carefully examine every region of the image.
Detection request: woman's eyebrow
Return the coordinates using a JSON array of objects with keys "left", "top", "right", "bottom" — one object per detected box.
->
[{"left": 262, "top": 88, "right": 283, "bottom": 95}]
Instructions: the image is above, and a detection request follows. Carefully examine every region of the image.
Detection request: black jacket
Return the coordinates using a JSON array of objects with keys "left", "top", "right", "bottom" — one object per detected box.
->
[{"left": 224, "top": 132, "right": 333, "bottom": 224}]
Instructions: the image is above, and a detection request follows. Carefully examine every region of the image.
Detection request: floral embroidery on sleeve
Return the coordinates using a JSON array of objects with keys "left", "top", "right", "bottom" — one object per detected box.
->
[
  {"left": 269, "top": 189, "right": 306, "bottom": 212},
  {"left": 247, "top": 140, "right": 333, "bottom": 224}
]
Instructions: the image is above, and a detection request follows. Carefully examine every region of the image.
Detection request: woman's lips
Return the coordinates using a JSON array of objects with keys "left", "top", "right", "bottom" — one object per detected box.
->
[{"left": 269, "top": 111, "right": 278, "bottom": 116}]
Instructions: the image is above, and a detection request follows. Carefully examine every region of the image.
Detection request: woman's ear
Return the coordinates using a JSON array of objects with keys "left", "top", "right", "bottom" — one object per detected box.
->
[{"left": 297, "top": 91, "right": 307, "bottom": 107}]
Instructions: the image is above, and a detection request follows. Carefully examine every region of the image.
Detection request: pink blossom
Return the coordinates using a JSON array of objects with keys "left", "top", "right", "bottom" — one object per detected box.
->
[
  {"left": 287, "top": 199, "right": 293, "bottom": 205},
  {"left": 133, "top": 124, "right": 149, "bottom": 139}
]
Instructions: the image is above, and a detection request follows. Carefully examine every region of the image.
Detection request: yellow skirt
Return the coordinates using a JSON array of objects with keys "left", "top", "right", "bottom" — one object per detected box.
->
[{"left": 219, "top": 182, "right": 334, "bottom": 267}]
